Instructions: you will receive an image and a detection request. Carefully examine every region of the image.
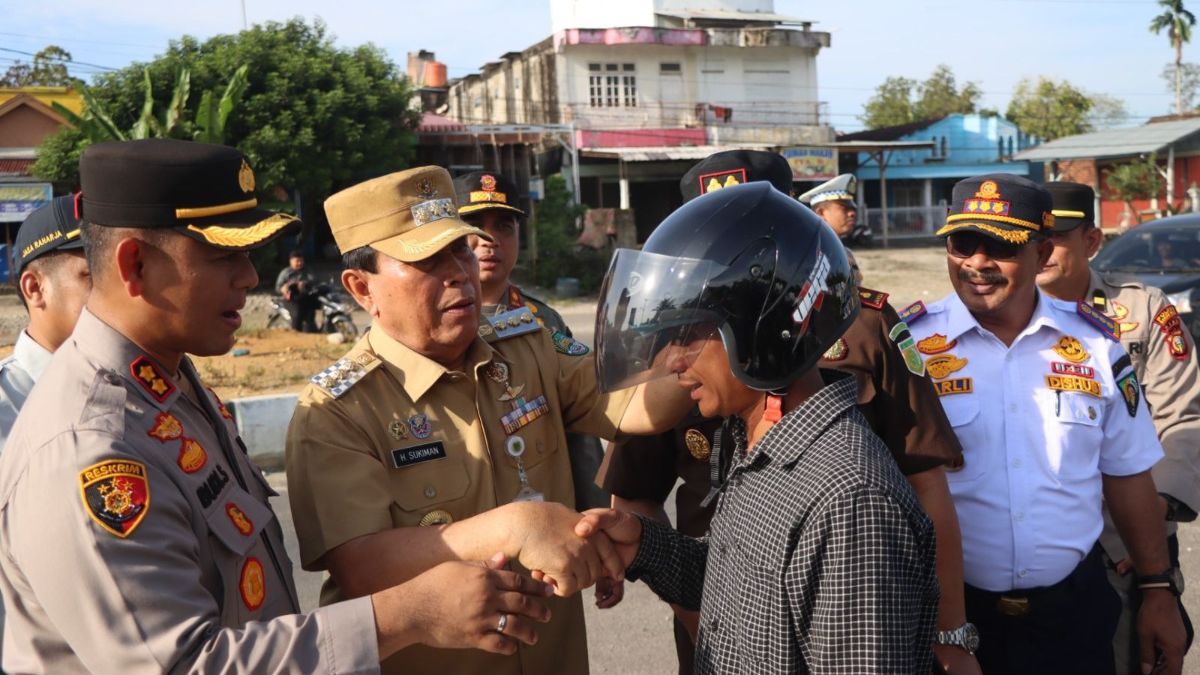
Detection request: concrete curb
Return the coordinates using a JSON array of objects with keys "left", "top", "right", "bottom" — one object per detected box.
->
[{"left": 226, "top": 393, "right": 299, "bottom": 471}]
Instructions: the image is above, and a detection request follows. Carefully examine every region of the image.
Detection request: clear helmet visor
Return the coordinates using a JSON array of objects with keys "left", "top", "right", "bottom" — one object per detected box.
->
[{"left": 594, "top": 248, "right": 729, "bottom": 393}]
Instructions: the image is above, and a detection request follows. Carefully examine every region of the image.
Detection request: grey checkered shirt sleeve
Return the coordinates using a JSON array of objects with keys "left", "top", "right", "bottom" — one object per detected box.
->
[
  {"left": 626, "top": 515, "right": 708, "bottom": 611},
  {"left": 792, "top": 486, "right": 939, "bottom": 672}
]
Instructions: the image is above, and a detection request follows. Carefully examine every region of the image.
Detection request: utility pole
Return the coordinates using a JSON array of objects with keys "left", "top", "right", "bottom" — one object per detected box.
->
[{"left": 240, "top": 0, "right": 248, "bottom": 30}]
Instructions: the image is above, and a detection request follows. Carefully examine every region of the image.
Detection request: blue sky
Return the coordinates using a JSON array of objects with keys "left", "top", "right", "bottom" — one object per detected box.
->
[{"left": 1, "top": 0, "right": 1189, "bottom": 132}]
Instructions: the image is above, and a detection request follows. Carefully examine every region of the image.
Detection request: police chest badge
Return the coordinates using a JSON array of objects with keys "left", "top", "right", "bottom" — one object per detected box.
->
[
  {"left": 822, "top": 338, "right": 848, "bottom": 362},
  {"left": 684, "top": 428, "right": 711, "bottom": 460},
  {"left": 79, "top": 459, "right": 150, "bottom": 538},
  {"left": 1053, "top": 336, "right": 1089, "bottom": 364}
]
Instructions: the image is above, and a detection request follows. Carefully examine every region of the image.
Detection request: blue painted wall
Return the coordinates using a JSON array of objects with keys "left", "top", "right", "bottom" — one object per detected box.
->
[{"left": 856, "top": 113, "right": 1039, "bottom": 181}]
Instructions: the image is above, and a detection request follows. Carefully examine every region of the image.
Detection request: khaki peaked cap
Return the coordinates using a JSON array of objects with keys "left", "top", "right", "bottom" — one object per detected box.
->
[{"left": 324, "top": 166, "right": 491, "bottom": 262}]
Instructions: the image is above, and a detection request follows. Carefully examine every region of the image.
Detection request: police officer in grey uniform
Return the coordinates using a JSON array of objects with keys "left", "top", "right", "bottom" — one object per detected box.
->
[
  {"left": 0, "top": 195, "right": 89, "bottom": 450},
  {"left": 799, "top": 174, "right": 864, "bottom": 283},
  {"left": 0, "top": 139, "right": 554, "bottom": 673},
  {"left": 1037, "top": 181, "right": 1199, "bottom": 672}
]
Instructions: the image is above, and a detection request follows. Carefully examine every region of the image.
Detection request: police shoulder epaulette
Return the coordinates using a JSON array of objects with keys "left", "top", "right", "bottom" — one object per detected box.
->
[
  {"left": 858, "top": 287, "right": 889, "bottom": 310},
  {"left": 898, "top": 300, "right": 928, "bottom": 324},
  {"left": 310, "top": 352, "right": 380, "bottom": 399},
  {"left": 483, "top": 307, "right": 541, "bottom": 343},
  {"left": 1076, "top": 300, "right": 1120, "bottom": 341},
  {"left": 1098, "top": 272, "right": 1146, "bottom": 291}
]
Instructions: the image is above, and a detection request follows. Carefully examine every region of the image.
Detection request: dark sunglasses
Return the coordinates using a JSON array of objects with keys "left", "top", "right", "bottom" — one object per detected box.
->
[{"left": 945, "top": 231, "right": 1023, "bottom": 261}]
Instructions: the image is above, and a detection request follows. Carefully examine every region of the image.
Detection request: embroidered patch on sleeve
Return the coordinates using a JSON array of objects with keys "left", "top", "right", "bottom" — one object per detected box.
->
[
  {"left": 79, "top": 460, "right": 150, "bottom": 538},
  {"left": 1117, "top": 371, "right": 1140, "bottom": 417},
  {"left": 552, "top": 330, "right": 590, "bottom": 356}
]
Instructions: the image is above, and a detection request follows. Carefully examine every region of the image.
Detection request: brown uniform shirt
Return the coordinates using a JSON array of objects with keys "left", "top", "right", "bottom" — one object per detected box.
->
[
  {"left": 287, "top": 312, "right": 633, "bottom": 675},
  {"left": 1089, "top": 271, "right": 1200, "bottom": 560},
  {"left": 0, "top": 309, "right": 378, "bottom": 674},
  {"left": 598, "top": 289, "right": 962, "bottom": 531},
  {"left": 482, "top": 285, "right": 610, "bottom": 510}
]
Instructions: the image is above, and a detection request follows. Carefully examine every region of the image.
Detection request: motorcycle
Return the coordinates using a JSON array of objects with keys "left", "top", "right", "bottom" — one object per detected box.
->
[
  {"left": 267, "top": 280, "right": 359, "bottom": 342},
  {"left": 841, "top": 223, "right": 874, "bottom": 248}
]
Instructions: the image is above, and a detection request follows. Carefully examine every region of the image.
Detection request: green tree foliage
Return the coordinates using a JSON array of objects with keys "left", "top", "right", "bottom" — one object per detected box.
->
[
  {"left": 1005, "top": 77, "right": 1097, "bottom": 141},
  {"left": 861, "top": 65, "right": 979, "bottom": 129},
  {"left": 914, "top": 65, "right": 981, "bottom": 121},
  {"left": 31, "top": 127, "right": 88, "bottom": 185},
  {"left": 1105, "top": 155, "right": 1165, "bottom": 216},
  {"left": 1150, "top": 0, "right": 1197, "bottom": 114},
  {"left": 34, "top": 18, "right": 419, "bottom": 220},
  {"left": 529, "top": 176, "right": 607, "bottom": 291},
  {"left": 0, "top": 46, "right": 78, "bottom": 87},
  {"left": 862, "top": 77, "right": 918, "bottom": 129}
]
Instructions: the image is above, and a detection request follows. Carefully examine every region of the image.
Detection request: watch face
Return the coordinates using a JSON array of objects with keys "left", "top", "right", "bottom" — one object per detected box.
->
[
  {"left": 963, "top": 623, "right": 981, "bottom": 652},
  {"left": 1172, "top": 567, "right": 1186, "bottom": 595}
]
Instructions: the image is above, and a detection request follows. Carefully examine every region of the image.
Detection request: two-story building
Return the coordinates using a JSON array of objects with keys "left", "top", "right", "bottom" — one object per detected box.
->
[
  {"left": 840, "top": 113, "right": 1043, "bottom": 239},
  {"left": 445, "top": 0, "right": 834, "bottom": 237}
]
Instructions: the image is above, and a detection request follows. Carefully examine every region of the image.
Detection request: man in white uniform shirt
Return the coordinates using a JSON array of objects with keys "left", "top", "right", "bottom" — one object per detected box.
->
[
  {"left": 901, "top": 174, "right": 1185, "bottom": 675},
  {"left": 0, "top": 195, "right": 90, "bottom": 447}
]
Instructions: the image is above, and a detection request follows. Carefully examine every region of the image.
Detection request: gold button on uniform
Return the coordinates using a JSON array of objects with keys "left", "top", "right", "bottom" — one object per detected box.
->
[{"left": 423, "top": 485, "right": 437, "bottom": 499}]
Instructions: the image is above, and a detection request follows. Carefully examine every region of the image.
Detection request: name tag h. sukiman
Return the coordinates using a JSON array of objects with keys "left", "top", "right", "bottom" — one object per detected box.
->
[{"left": 391, "top": 441, "right": 447, "bottom": 468}]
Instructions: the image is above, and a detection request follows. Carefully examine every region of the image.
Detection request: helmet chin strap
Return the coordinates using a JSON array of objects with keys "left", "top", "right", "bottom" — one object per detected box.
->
[{"left": 764, "top": 391, "right": 786, "bottom": 424}]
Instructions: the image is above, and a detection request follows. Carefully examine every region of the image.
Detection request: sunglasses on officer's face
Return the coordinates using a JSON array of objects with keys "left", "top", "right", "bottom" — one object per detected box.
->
[{"left": 945, "top": 231, "right": 1023, "bottom": 261}]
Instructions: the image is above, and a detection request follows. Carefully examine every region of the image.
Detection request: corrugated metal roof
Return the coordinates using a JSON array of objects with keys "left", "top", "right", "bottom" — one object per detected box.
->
[
  {"left": 655, "top": 9, "right": 811, "bottom": 23},
  {"left": 0, "top": 159, "right": 34, "bottom": 177},
  {"left": 580, "top": 144, "right": 774, "bottom": 162},
  {"left": 1014, "top": 118, "right": 1200, "bottom": 161}
]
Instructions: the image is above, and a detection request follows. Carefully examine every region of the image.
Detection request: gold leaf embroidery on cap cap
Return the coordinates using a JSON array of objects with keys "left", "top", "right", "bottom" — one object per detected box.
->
[
  {"left": 936, "top": 221, "right": 1030, "bottom": 244},
  {"left": 186, "top": 213, "right": 296, "bottom": 248},
  {"left": 411, "top": 198, "right": 457, "bottom": 227},
  {"left": 238, "top": 160, "right": 256, "bottom": 193}
]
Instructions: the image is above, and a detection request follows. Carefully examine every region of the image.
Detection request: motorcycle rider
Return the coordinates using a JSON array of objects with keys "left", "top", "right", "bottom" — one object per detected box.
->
[{"left": 276, "top": 249, "right": 318, "bottom": 332}]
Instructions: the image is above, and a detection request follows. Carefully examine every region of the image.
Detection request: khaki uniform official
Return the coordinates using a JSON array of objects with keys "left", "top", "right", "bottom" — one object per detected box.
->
[
  {"left": 0, "top": 140, "right": 377, "bottom": 673},
  {"left": 286, "top": 166, "right": 634, "bottom": 675}
]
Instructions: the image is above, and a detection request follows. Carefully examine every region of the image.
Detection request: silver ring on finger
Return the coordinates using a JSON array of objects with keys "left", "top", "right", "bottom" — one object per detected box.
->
[{"left": 496, "top": 612, "right": 509, "bottom": 634}]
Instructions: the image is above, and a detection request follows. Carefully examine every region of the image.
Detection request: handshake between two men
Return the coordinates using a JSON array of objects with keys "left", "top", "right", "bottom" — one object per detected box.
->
[{"left": 325, "top": 499, "right": 644, "bottom": 659}]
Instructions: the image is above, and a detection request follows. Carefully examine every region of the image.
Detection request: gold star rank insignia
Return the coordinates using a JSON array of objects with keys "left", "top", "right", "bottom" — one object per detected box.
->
[{"left": 129, "top": 356, "right": 175, "bottom": 403}]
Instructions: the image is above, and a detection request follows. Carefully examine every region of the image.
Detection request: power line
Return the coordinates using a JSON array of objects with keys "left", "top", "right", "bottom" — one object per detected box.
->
[{"left": 0, "top": 47, "right": 118, "bottom": 72}]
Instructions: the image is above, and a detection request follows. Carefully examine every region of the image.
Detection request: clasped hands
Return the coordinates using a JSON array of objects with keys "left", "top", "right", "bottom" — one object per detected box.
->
[{"left": 501, "top": 503, "right": 644, "bottom": 596}]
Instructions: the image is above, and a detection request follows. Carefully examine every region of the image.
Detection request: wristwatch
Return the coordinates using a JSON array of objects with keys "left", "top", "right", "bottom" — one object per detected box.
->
[
  {"left": 934, "top": 622, "right": 980, "bottom": 655},
  {"left": 1138, "top": 568, "right": 1185, "bottom": 597}
]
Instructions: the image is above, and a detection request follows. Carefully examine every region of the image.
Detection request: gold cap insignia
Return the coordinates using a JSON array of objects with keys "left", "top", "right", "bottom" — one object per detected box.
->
[
  {"left": 417, "top": 177, "right": 438, "bottom": 199},
  {"left": 238, "top": 159, "right": 256, "bottom": 194},
  {"left": 481, "top": 174, "right": 497, "bottom": 191},
  {"left": 975, "top": 180, "right": 1000, "bottom": 199}
]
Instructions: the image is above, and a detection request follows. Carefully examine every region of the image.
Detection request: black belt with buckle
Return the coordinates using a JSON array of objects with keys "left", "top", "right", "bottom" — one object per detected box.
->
[{"left": 967, "top": 544, "right": 1105, "bottom": 619}]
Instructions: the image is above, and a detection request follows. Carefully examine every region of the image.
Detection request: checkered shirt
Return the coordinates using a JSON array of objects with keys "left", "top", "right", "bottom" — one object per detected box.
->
[{"left": 627, "top": 372, "right": 939, "bottom": 674}]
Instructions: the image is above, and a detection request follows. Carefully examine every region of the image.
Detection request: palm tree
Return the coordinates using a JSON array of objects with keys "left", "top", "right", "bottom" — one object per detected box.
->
[{"left": 1151, "top": 0, "right": 1197, "bottom": 115}]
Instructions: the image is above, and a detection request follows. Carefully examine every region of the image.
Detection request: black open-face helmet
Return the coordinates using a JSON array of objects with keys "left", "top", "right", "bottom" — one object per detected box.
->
[{"left": 595, "top": 181, "right": 858, "bottom": 393}]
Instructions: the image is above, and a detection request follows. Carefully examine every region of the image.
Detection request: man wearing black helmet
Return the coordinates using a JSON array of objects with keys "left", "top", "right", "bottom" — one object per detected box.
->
[
  {"left": 575, "top": 180, "right": 939, "bottom": 673},
  {"left": 596, "top": 150, "right": 974, "bottom": 674}
]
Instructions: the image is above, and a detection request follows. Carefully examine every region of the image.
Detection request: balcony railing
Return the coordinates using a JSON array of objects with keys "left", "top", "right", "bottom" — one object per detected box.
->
[{"left": 862, "top": 205, "right": 948, "bottom": 241}]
